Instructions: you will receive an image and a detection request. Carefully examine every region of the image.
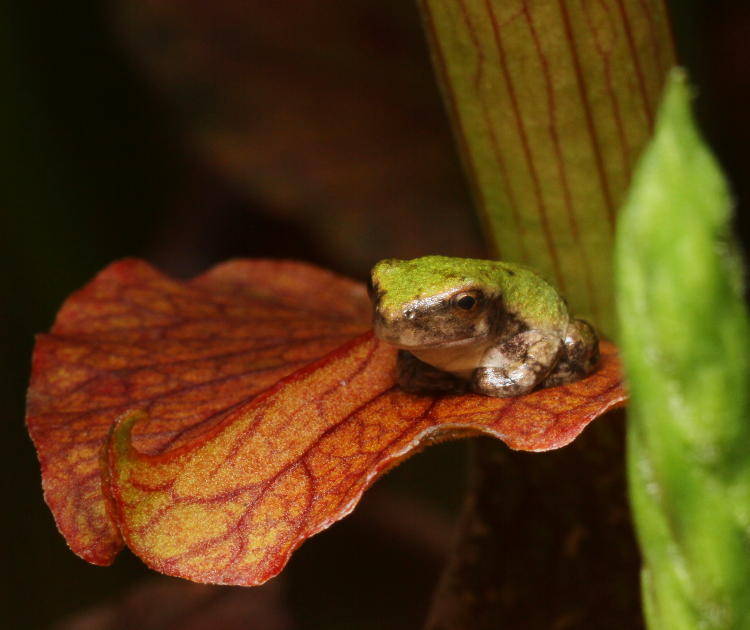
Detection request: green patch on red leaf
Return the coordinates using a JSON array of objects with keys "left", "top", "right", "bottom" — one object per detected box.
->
[{"left": 27, "top": 259, "right": 626, "bottom": 585}]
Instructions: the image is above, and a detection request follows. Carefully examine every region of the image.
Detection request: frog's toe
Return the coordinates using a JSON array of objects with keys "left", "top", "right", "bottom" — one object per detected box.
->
[
  {"left": 471, "top": 366, "right": 541, "bottom": 397},
  {"left": 543, "top": 319, "right": 600, "bottom": 387}
]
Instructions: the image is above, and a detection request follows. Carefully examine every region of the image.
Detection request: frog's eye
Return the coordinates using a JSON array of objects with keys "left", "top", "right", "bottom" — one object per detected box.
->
[{"left": 453, "top": 290, "right": 482, "bottom": 311}]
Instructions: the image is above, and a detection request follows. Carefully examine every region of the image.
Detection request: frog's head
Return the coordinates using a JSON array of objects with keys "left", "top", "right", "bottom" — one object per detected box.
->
[{"left": 369, "top": 256, "right": 500, "bottom": 350}]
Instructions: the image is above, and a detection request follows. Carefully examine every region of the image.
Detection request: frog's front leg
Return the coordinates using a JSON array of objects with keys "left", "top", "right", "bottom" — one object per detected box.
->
[
  {"left": 397, "top": 350, "right": 469, "bottom": 395},
  {"left": 471, "top": 330, "right": 563, "bottom": 397}
]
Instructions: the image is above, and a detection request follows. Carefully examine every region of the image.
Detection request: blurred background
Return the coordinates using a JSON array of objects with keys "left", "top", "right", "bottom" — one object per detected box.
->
[{"left": 2, "top": 1, "right": 748, "bottom": 627}]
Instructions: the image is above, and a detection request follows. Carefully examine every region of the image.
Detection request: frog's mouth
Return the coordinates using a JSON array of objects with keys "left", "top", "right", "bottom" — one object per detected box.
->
[{"left": 375, "top": 330, "right": 486, "bottom": 352}]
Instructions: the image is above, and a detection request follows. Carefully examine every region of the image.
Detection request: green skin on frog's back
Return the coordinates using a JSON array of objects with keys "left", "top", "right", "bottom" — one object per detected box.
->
[{"left": 369, "top": 256, "right": 599, "bottom": 397}]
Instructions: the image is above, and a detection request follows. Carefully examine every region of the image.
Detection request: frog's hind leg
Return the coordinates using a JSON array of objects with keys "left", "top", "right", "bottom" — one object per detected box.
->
[
  {"left": 542, "top": 318, "right": 600, "bottom": 387},
  {"left": 397, "top": 350, "right": 469, "bottom": 395}
]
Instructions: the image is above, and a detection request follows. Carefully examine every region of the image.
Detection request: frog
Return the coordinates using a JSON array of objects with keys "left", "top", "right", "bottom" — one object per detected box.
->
[{"left": 369, "top": 255, "right": 599, "bottom": 397}]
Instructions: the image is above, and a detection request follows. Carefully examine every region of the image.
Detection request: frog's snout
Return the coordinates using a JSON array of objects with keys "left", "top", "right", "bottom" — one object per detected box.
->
[
  {"left": 372, "top": 304, "right": 400, "bottom": 343},
  {"left": 372, "top": 310, "right": 389, "bottom": 342},
  {"left": 366, "top": 275, "right": 378, "bottom": 301},
  {"left": 372, "top": 303, "right": 391, "bottom": 330}
]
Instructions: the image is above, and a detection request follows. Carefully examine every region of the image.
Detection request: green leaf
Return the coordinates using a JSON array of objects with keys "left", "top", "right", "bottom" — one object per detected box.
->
[
  {"left": 419, "top": 0, "right": 674, "bottom": 336},
  {"left": 616, "top": 69, "right": 750, "bottom": 629}
]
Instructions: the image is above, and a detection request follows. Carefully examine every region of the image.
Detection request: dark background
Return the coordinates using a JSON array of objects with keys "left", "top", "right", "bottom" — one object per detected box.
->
[{"left": 2, "top": 1, "right": 748, "bottom": 628}]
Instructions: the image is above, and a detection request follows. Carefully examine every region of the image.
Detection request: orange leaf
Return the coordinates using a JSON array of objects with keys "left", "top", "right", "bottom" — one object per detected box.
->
[
  {"left": 26, "top": 259, "right": 626, "bottom": 584},
  {"left": 26, "top": 259, "right": 370, "bottom": 565}
]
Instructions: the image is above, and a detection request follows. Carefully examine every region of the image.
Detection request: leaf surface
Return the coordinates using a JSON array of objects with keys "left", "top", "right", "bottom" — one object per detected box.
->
[
  {"left": 419, "top": 0, "right": 675, "bottom": 335},
  {"left": 27, "top": 259, "right": 625, "bottom": 584},
  {"left": 26, "top": 259, "right": 371, "bottom": 564}
]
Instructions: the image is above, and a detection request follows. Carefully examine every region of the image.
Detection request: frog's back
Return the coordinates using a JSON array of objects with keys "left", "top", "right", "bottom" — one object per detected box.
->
[
  {"left": 465, "top": 258, "right": 569, "bottom": 332},
  {"left": 374, "top": 256, "right": 568, "bottom": 332}
]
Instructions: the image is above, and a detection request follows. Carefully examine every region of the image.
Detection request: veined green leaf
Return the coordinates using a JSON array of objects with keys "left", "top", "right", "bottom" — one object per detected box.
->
[
  {"left": 419, "top": 0, "right": 674, "bottom": 336},
  {"left": 616, "top": 69, "right": 750, "bottom": 629}
]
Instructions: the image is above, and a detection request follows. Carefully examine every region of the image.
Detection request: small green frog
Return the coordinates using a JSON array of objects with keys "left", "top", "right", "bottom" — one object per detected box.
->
[{"left": 370, "top": 256, "right": 599, "bottom": 397}]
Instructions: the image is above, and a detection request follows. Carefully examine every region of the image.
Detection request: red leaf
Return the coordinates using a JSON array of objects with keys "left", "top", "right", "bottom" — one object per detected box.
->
[
  {"left": 26, "top": 259, "right": 370, "bottom": 564},
  {"left": 26, "top": 259, "right": 626, "bottom": 584}
]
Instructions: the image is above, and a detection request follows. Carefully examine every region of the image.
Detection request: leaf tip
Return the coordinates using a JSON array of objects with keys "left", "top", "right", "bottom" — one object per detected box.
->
[{"left": 109, "top": 409, "right": 148, "bottom": 461}]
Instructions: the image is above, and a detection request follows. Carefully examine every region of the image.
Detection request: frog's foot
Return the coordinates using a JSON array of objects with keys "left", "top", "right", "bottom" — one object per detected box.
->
[
  {"left": 542, "top": 318, "right": 600, "bottom": 387},
  {"left": 397, "top": 350, "right": 469, "bottom": 395},
  {"left": 471, "top": 330, "right": 562, "bottom": 397}
]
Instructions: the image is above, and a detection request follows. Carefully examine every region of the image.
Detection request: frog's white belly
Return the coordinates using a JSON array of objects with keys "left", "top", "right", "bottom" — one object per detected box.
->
[{"left": 410, "top": 340, "right": 491, "bottom": 380}]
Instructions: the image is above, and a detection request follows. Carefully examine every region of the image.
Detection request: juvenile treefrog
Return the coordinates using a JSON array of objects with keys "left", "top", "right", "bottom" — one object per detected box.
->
[{"left": 369, "top": 256, "right": 599, "bottom": 397}]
